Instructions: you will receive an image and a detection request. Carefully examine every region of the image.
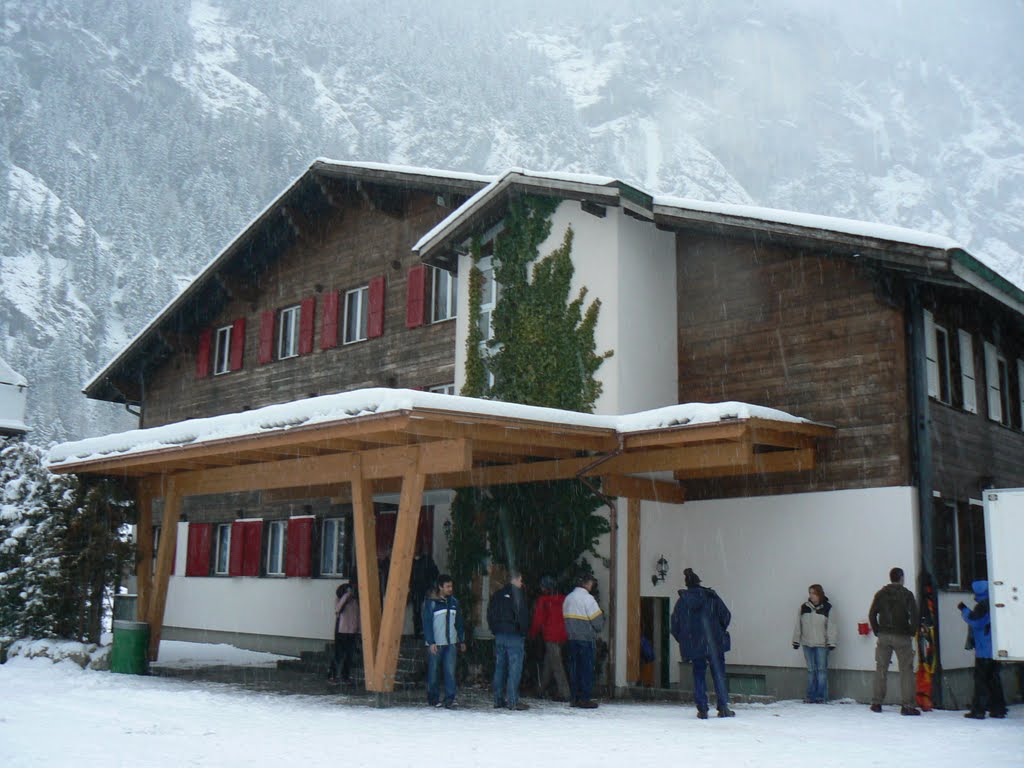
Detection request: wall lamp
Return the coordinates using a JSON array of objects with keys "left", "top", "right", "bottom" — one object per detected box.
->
[{"left": 651, "top": 555, "right": 669, "bottom": 586}]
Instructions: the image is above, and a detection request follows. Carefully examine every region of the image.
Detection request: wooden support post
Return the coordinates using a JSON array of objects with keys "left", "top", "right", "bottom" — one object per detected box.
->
[
  {"left": 372, "top": 456, "right": 426, "bottom": 692},
  {"left": 146, "top": 477, "right": 182, "bottom": 661},
  {"left": 351, "top": 461, "right": 382, "bottom": 690},
  {"left": 626, "top": 497, "right": 641, "bottom": 684},
  {"left": 135, "top": 483, "right": 155, "bottom": 623}
]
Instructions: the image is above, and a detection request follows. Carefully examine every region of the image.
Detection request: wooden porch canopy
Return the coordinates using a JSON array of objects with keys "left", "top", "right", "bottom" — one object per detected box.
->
[{"left": 49, "top": 397, "right": 832, "bottom": 693}]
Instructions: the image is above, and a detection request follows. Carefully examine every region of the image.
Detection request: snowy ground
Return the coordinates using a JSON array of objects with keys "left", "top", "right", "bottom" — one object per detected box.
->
[{"left": 1, "top": 642, "right": 1021, "bottom": 768}]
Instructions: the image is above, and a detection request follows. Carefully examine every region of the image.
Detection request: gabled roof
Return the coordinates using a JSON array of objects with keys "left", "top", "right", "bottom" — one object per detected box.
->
[{"left": 85, "top": 160, "right": 493, "bottom": 404}]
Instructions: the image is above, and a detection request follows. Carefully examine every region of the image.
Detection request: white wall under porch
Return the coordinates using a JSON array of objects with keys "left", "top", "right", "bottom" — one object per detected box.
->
[{"left": 614, "top": 485, "right": 922, "bottom": 698}]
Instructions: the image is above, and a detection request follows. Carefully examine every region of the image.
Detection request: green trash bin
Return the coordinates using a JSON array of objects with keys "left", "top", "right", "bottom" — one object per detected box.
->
[{"left": 110, "top": 620, "right": 150, "bottom": 675}]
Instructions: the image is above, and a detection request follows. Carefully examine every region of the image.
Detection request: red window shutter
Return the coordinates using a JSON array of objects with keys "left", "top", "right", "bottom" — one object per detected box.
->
[
  {"left": 285, "top": 517, "right": 313, "bottom": 577},
  {"left": 185, "top": 523, "right": 212, "bottom": 577},
  {"left": 229, "top": 317, "right": 246, "bottom": 371},
  {"left": 299, "top": 296, "right": 316, "bottom": 354},
  {"left": 258, "top": 310, "right": 275, "bottom": 364},
  {"left": 406, "top": 265, "right": 426, "bottom": 328},
  {"left": 368, "top": 276, "right": 385, "bottom": 338},
  {"left": 242, "top": 520, "right": 263, "bottom": 577},
  {"left": 320, "top": 291, "right": 339, "bottom": 349},
  {"left": 196, "top": 329, "right": 212, "bottom": 379},
  {"left": 229, "top": 520, "right": 246, "bottom": 576}
]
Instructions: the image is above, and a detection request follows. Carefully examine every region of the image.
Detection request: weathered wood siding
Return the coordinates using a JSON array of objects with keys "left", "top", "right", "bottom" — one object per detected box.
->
[
  {"left": 676, "top": 234, "right": 911, "bottom": 497},
  {"left": 144, "top": 192, "right": 456, "bottom": 427}
]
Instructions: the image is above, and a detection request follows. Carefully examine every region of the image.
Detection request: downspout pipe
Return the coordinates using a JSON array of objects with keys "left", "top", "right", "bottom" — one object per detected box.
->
[{"left": 907, "top": 282, "right": 942, "bottom": 708}]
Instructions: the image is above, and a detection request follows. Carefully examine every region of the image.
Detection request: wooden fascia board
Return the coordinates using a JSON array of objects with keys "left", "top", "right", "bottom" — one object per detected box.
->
[
  {"left": 172, "top": 439, "right": 472, "bottom": 497},
  {"left": 313, "top": 162, "right": 489, "bottom": 196},
  {"left": 403, "top": 410, "right": 619, "bottom": 453},
  {"left": 602, "top": 474, "right": 686, "bottom": 504},
  {"left": 677, "top": 447, "right": 817, "bottom": 479},
  {"left": 621, "top": 421, "right": 748, "bottom": 449}
]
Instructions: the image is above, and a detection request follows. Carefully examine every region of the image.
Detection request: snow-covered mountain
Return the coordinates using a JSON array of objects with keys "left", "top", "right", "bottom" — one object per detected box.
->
[{"left": 2, "top": 0, "right": 1023, "bottom": 442}]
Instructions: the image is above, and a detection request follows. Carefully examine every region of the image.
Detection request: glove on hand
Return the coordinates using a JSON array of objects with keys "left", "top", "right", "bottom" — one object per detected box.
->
[{"left": 792, "top": 642, "right": 800, "bottom": 650}]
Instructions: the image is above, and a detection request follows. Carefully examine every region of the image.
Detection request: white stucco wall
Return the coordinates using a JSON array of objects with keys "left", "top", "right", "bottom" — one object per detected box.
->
[{"left": 622, "top": 486, "right": 921, "bottom": 684}]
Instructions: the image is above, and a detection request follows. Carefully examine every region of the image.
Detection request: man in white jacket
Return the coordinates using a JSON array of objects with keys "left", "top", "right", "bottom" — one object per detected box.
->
[{"left": 562, "top": 573, "right": 604, "bottom": 708}]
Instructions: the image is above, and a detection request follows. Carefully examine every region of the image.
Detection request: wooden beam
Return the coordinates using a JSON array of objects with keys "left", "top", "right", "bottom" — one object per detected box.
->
[
  {"left": 675, "top": 448, "right": 817, "bottom": 480},
  {"left": 403, "top": 413, "right": 619, "bottom": 453},
  {"left": 352, "top": 463, "right": 382, "bottom": 690},
  {"left": 372, "top": 456, "right": 426, "bottom": 691},
  {"left": 146, "top": 477, "right": 182, "bottom": 660},
  {"left": 172, "top": 439, "right": 472, "bottom": 496},
  {"left": 135, "top": 483, "right": 155, "bottom": 623},
  {"left": 622, "top": 421, "right": 747, "bottom": 449},
  {"left": 602, "top": 475, "right": 686, "bottom": 504},
  {"left": 626, "top": 497, "right": 641, "bottom": 684}
]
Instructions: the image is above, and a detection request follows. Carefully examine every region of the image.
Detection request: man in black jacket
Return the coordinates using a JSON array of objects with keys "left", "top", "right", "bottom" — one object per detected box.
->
[
  {"left": 868, "top": 567, "right": 920, "bottom": 716},
  {"left": 488, "top": 570, "right": 530, "bottom": 710}
]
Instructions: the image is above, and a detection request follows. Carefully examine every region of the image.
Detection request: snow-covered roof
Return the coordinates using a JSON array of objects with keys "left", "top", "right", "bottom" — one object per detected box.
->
[
  {"left": 48, "top": 388, "right": 814, "bottom": 468},
  {"left": 0, "top": 356, "right": 28, "bottom": 388}
]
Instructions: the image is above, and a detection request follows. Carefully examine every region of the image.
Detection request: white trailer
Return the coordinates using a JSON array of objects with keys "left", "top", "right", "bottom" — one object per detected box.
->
[{"left": 983, "top": 489, "right": 1024, "bottom": 662}]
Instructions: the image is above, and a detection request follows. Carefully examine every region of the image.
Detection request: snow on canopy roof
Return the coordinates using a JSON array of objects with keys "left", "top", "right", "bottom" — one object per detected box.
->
[
  {"left": 413, "top": 167, "right": 622, "bottom": 254},
  {"left": 47, "top": 388, "right": 810, "bottom": 468},
  {"left": 652, "top": 194, "right": 963, "bottom": 252},
  {"left": 0, "top": 356, "right": 27, "bottom": 388}
]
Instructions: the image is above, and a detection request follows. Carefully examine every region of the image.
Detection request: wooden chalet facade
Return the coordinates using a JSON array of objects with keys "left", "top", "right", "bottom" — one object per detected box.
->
[{"left": 50, "top": 160, "right": 1024, "bottom": 705}]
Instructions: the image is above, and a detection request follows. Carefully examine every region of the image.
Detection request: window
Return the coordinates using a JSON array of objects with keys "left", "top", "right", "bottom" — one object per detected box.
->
[
  {"left": 958, "top": 330, "right": 977, "bottom": 414},
  {"left": 478, "top": 257, "right": 496, "bottom": 342},
  {"left": 321, "top": 517, "right": 347, "bottom": 577},
  {"left": 934, "top": 496, "right": 988, "bottom": 588},
  {"left": 266, "top": 520, "right": 286, "bottom": 576},
  {"left": 214, "top": 523, "right": 232, "bottom": 575},
  {"left": 344, "top": 286, "right": 369, "bottom": 344},
  {"left": 152, "top": 525, "right": 162, "bottom": 575},
  {"left": 431, "top": 267, "right": 457, "bottom": 323},
  {"left": 924, "top": 310, "right": 952, "bottom": 404},
  {"left": 984, "top": 341, "right": 1010, "bottom": 425},
  {"left": 278, "top": 305, "right": 301, "bottom": 360},
  {"left": 429, "top": 383, "right": 456, "bottom": 395},
  {"left": 213, "top": 325, "right": 233, "bottom": 375}
]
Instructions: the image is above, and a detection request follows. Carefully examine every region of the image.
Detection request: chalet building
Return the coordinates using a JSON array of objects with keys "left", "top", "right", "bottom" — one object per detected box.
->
[
  {"left": 49, "top": 160, "right": 1023, "bottom": 706},
  {"left": 0, "top": 355, "right": 29, "bottom": 437}
]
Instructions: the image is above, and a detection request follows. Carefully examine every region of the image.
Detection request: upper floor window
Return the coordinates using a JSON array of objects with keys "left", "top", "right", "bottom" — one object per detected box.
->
[
  {"left": 277, "top": 305, "right": 301, "bottom": 360},
  {"left": 925, "top": 316, "right": 952, "bottom": 405},
  {"left": 431, "top": 267, "right": 457, "bottom": 323},
  {"left": 266, "top": 520, "right": 286, "bottom": 576},
  {"left": 321, "top": 517, "right": 348, "bottom": 577},
  {"left": 984, "top": 341, "right": 1011, "bottom": 426},
  {"left": 478, "top": 257, "right": 496, "bottom": 342},
  {"left": 213, "top": 325, "right": 233, "bottom": 375},
  {"left": 429, "top": 383, "right": 456, "bottom": 396},
  {"left": 345, "top": 286, "right": 369, "bottom": 344},
  {"left": 214, "top": 523, "right": 232, "bottom": 575}
]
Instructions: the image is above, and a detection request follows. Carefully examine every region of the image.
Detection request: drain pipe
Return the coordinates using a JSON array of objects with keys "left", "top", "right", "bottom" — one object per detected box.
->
[
  {"left": 907, "top": 282, "right": 942, "bottom": 708},
  {"left": 575, "top": 438, "right": 625, "bottom": 697}
]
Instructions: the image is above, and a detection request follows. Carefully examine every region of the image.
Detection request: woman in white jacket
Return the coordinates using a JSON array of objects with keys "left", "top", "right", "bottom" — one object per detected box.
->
[{"left": 792, "top": 584, "right": 838, "bottom": 703}]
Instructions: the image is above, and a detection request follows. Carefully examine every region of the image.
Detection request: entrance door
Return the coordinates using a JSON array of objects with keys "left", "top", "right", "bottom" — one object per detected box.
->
[{"left": 640, "top": 596, "right": 672, "bottom": 688}]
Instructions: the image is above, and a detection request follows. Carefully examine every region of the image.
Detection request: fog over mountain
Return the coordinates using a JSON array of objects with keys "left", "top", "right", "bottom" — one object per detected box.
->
[{"left": 2, "top": 0, "right": 1023, "bottom": 443}]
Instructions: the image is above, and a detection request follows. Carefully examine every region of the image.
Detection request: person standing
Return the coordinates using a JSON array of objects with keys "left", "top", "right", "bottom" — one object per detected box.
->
[
  {"left": 529, "top": 575, "right": 571, "bottom": 701},
  {"left": 410, "top": 549, "right": 439, "bottom": 640},
  {"left": 422, "top": 574, "right": 466, "bottom": 709},
  {"left": 792, "top": 583, "right": 838, "bottom": 703},
  {"left": 487, "top": 570, "right": 530, "bottom": 710},
  {"left": 670, "top": 568, "right": 734, "bottom": 719},
  {"left": 328, "top": 583, "right": 360, "bottom": 684},
  {"left": 959, "top": 580, "right": 1007, "bottom": 719},
  {"left": 562, "top": 573, "right": 604, "bottom": 708},
  {"left": 868, "top": 566, "right": 920, "bottom": 715}
]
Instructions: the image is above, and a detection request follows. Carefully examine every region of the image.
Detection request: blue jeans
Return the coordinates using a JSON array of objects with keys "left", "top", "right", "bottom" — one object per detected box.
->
[
  {"left": 567, "top": 640, "right": 595, "bottom": 702},
  {"left": 802, "top": 645, "right": 829, "bottom": 702},
  {"left": 427, "top": 644, "right": 457, "bottom": 705},
  {"left": 493, "top": 633, "right": 525, "bottom": 707},
  {"left": 691, "top": 652, "right": 729, "bottom": 712}
]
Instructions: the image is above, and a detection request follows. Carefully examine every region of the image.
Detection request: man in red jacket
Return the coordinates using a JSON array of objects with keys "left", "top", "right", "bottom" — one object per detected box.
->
[{"left": 529, "top": 576, "right": 571, "bottom": 701}]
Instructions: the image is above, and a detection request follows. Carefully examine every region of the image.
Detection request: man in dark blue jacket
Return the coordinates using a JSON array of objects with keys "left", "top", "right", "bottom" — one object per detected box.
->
[
  {"left": 670, "top": 568, "right": 734, "bottom": 719},
  {"left": 422, "top": 574, "right": 466, "bottom": 709},
  {"left": 959, "top": 580, "right": 1007, "bottom": 719},
  {"left": 487, "top": 570, "right": 530, "bottom": 710}
]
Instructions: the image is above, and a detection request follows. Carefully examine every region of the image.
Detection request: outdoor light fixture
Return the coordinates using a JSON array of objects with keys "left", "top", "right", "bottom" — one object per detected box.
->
[{"left": 651, "top": 555, "right": 669, "bottom": 586}]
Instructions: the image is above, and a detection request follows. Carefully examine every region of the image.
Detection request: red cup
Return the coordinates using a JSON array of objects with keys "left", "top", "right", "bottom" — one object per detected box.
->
[{"left": 857, "top": 622, "right": 870, "bottom": 636}]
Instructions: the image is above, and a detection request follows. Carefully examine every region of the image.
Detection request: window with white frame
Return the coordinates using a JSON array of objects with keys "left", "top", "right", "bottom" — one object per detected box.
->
[
  {"left": 923, "top": 310, "right": 952, "bottom": 404},
  {"left": 958, "top": 329, "right": 977, "bottom": 414},
  {"left": 266, "top": 520, "right": 286, "bottom": 576},
  {"left": 429, "top": 383, "right": 456, "bottom": 395},
  {"left": 984, "top": 341, "right": 1011, "bottom": 426},
  {"left": 321, "top": 517, "right": 347, "bottom": 577},
  {"left": 478, "top": 258, "right": 496, "bottom": 342},
  {"left": 214, "top": 523, "right": 231, "bottom": 575},
  {"left": 278, "top": 305, "right": 301, "bottom": 360},
  {"left": 213, "top": 325, "right": 233, "bottom": 375},
  {"left": 344, "top": 286, "right": 369, "bottom": 344},
  {"left": 431, "top": 267, "right": 457, "bottom": 323},
  {"left": 934, "top": 496, "right": 987, "bottom": 588}
]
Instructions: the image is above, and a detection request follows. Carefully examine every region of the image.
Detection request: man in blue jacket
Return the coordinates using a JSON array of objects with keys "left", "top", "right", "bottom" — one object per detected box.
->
[
  {"left": 487, "top": 570, "right": 530, "bottom": 710},
  {"left": 959, "top": 580, "right": 1007, "bottom": 719},
  {"left": 422, "top": 574, "right": 466, "bottom": 709},
  {"left": 671, "top": 568, "right": 734, "bottom": 719}
]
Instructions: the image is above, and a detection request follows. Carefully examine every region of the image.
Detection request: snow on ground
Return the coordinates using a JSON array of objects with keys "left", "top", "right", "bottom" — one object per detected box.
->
[
  {"left": 148, "top": 639, "right": 293, "bottom": 669},
  {"left": 1, "top": 643, "right": 1021, "bottom": 768}
]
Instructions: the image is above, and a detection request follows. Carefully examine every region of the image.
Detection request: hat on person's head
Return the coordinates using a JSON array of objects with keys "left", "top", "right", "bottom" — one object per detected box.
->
[{"left": 683, "top": 568, "right": 701, "bottom": 588}]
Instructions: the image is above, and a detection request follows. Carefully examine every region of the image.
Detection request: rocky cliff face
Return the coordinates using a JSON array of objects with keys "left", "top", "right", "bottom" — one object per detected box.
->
[{"left": 2, "top": 0, "right": 1022, "bottom": 441}]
